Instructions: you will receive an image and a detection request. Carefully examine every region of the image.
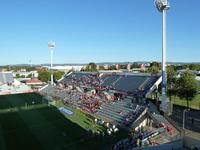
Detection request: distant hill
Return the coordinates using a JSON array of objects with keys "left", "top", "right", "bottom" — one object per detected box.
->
[{"left": 1, "top": 61, "right": 200, "bottom": 67}]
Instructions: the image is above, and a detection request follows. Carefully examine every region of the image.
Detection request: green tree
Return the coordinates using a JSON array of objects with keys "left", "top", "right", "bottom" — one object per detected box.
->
[
  {"left": 27, "top": 74, "right": 32, "bottom": 78},
  {"left": 150, "top": 61, "right": 161, "bottom": 68},
  {"left": 20, "top": 75, "right": 26, "bottom": 78},
  {"left": 84, "top": 62, "right": 97, "bottom": 72},
  {"left": 148, "top": 66, "right": 160, "bottom": 75},
  {"left": 109, "top": 65, "right": 116, "bottom": 70},
  {"left": 131, "top": 63, "right": 140, "bottom": 69},
  {"left": 119, "top": 64, "right": 126, "bottom": 69},
  {"left": 38, "top": 70, "right": 50, "bottom": 83},
  {"left": 15, "top": 74, "right": 20, "bottom": 78},
  {"left": 147, "top": 62, "right": 161, "bottom": 75},
  {"left": 53, "top": 71, "right": 65, "bottom": 81},
  {"left": 189, "top": 64, "right": 200, "bottom": 71},
  {"left": 99, "top": 65, "right": 104, "bottom": 70},
  {"left": 167, "top": 66, "right": 175, "bottom": 83},
  {"left": 167, "top": 66, "right": 176, "bottom": 101},
  {"left": 176, "top": 70, "right": 198, "bottom": 108}
]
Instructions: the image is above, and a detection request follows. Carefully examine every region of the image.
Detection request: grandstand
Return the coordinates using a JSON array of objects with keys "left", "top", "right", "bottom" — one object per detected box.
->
[
  {"left": 40, "top": 72, "right": 162, "bottom": 128},
  {"left": 39, "top": 71, "right": 183, "bottom": 149},
  {"left": 95, "top": 97, "right": 146, "bottom": 127},
  {"left": 100, "top": 73, "right": 160, "bottom": 96},
  {"left": 0, "top": 72, "right": 14, "bottom": 85},
  {"left": 0, "top": 72, "right": 184, "bottom": 150},
  {"left": 60, "top": 72, "right": 160, "bottom": 95}
]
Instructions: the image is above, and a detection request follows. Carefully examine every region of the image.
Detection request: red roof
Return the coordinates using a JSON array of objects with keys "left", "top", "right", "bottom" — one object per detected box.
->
[{"left": 26, "top": 78, "right": 42, "bottom": 84}]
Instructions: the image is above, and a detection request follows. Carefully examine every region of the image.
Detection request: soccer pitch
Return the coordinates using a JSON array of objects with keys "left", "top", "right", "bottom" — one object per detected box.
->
[{"left": 0, "top": 93, "right": 127, "bottom": 150}]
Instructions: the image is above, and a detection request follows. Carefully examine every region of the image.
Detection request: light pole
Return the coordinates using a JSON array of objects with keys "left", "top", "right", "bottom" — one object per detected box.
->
[
  {"left": 155, "top": 0, "right": 170, "bottom": 112},
  {"left": 48, "top": 41, "right": 56, "bottom": 85},
  {"left": 183, "top": 108, "right": 190, "bottom": 130}
]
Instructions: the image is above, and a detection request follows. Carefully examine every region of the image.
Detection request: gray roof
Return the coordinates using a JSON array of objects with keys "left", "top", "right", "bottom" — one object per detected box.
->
[
  {"left": 0, "top": 72, "right": 14, "bottom": 84},
  {"left": 100, "top": 74, "right": 160, "bottom": 93},
  {"left": 62, "top": 72, "right": 160, "bottom": 94}
]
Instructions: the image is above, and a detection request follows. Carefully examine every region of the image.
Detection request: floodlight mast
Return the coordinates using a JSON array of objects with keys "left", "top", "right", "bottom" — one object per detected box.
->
[
  {"left": 48, "top": 42, "right": 55, "bottom": 86},
  {"left": 155, "top": 0, "right": 170, "bottom": 112}
]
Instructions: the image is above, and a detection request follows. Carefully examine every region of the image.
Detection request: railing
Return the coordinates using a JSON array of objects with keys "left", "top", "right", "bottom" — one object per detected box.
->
[{"left": 132, "top": 139, "right": 183, "bottom": 150}]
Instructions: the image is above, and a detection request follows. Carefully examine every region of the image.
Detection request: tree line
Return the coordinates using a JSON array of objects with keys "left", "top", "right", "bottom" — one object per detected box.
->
[{"left": 38, "top": 70, "right": 65, "bottom": 83}]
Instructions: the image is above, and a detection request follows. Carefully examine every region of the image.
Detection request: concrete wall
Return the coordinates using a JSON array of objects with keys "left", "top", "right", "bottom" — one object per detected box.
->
[
  {"left": 183, "top": 133, "right": 200, "bottom": 149},
  {"left": 132, "top": 139, "right": 183, "bottom": 150}
]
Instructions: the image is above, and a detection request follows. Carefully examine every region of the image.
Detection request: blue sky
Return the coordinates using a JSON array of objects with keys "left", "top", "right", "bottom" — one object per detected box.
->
[{"left": 0, "top": 0, "right": 200, "bottom": 65}]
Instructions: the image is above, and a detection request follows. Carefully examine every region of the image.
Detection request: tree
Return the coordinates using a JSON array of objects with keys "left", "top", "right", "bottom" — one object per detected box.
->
[
  {"left": 189, "top": 64, "right": 200, "bottom": 71},
  {"left": 176, "top": 70, "right": 198, "bottom": 108},
  {"left": 109, "top": 65, "right": 116, "bottom": 70},
  {"left": 84, "top": 62, "right": 97, "bottom": 72},
  {"left": 16, "top": 74, "right": 20, "bottom": 78},
  {"left": 27, "top": 74, "right": 33, "bottom": 78},
  {"left": 26, "top": 66, "right": 36, "bottom": 72},
  {"left": 119, "top": 64, "right": 126, "bottom": 69},
  {"left": 150, "top": 61, "right": 161, "bottom": 68},
  {"left": 167, "top": 66, "right": 175, "bottom": 83},
  {"left": 131, "top": 63, "right": 140, "bottom": 69},
  {"left": 147, "top": 62, "right": 161, "bottom": 75},
  {"left": 20, "top": 75, "right": 26, "bottom": 78},
  {"left": 53, "top": 71, "right": 65, "bottom": 81},
  {"left": 99, "top": 65, "right": 104, "bottom": 70},
  {"left": 167, "top": 66, "right": 176, "bottom": 101},
  {"left": 148, "top": 66, "right": 160, "bottom": 75},
  {"left": 38, "top": 70, "right": 50, "bottom": 83}
]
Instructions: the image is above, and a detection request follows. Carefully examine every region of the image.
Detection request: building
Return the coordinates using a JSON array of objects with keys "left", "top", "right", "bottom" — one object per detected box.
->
[{"left": 0, "top": 72, "right": 14, "bottom": 85}]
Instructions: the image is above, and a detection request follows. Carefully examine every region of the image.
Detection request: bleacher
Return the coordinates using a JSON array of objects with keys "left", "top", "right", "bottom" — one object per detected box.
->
[
  {"left": 39, "top": 71, "right": 182, "bottom": 149},
  {"left": 40, "top": 72, "right": 161, "bottom": 129},
  {"left": 58, "top": 72, "right": 161, "bottom": 97},
  {"left": 95, "top": 98, "right": 146, "bottom": 127},
  {"left": 100, "top": 74, "right": 160, "bottom": 94},
  {"left": 60, "top": 72, "right": 100, "bottom": 88},
  {"left": 115, "top": 76, "right": 147, "bottom": 91},
  {"left": 0, "top": 72, "right": 14, "bottom": 85},
  {"left": 40, "top": 85, "right": 56, "bottom": 95},
  {"left": 101, "top": 75, "right": 120, "bottom": 87}
]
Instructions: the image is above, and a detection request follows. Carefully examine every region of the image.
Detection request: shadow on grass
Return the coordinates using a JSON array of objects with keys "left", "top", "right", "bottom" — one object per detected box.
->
[{"left": 0, "top": 93, "right": 127, "bottom": 150}]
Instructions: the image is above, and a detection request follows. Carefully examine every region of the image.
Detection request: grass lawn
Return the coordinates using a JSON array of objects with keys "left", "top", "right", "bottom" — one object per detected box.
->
[
  {"left": 171, "top": 94, "right": 200, "bottom": 110},
  {"left": 54, "top": 100, "right": 104, "bottom": 132},
  {"left": 0, "top": 93, "right": 127, "bottom": 150}
]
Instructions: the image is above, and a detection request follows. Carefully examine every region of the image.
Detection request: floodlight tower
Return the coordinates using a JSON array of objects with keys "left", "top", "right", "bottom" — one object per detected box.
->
[
  {"left": 48, "top": 41, "right": 56, "bottom": 85},
  {"left": 155, "top": 0, "right": 170, "bottom": 112}
]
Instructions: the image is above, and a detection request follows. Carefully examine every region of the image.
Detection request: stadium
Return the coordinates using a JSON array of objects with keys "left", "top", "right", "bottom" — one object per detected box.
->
[
  {"left": 0, "top": 70, "right": 186, "bottom": 150},
  {"left": 0, "top": 0, "right": 200, "bottom": 149}
]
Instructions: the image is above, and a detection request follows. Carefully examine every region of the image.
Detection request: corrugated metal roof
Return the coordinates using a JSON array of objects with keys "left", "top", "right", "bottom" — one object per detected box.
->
[{"left": 0, "top": 72, "right": 14, "bottom": 84}]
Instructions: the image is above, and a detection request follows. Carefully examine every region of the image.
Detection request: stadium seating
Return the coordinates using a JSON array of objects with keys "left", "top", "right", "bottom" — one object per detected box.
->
[
  {"left": 40, "top": 72, "right": 160, "bottom": 128},
  {"left": 0, "top": 72, "right": 14, "bottom": 85},
  {"left": 100, "top": 74, "right": 160, "bottom": 94},
  {"left": 95, "top": 98, "right": 146, "bottom": 127}
]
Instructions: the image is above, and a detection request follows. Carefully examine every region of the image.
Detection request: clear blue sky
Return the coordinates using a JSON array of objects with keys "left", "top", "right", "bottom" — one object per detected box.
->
[{"left": 0, "top": 0, "right": 200, "bottom": 65}]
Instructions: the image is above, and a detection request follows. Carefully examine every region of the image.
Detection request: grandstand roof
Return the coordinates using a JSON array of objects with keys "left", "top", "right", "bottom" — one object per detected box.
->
[
  {"left": 0, "top": 72, "right": 14, "bottom": 85},
  {"left": 100, "top": 74, "right": 160, "bottom": 94},
  {"left": 61, "top": 72, "right": 160, "bottom": 95}
]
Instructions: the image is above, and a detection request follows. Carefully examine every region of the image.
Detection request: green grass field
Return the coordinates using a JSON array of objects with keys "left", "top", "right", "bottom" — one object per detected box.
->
[
  {"left": 171, "top": 94, "right": 200, "bottom": 110},
  {"left": 0, "top": 93, "right": 127, "bottom": 150}
]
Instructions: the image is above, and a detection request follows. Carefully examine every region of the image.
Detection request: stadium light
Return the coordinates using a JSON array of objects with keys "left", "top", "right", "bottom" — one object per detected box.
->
[
  {"left": 48, "top": 41, "right": 56, "bottom": 85},
  {"left": 155, "top": 0, "right": 170, "bottom": 112}
]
